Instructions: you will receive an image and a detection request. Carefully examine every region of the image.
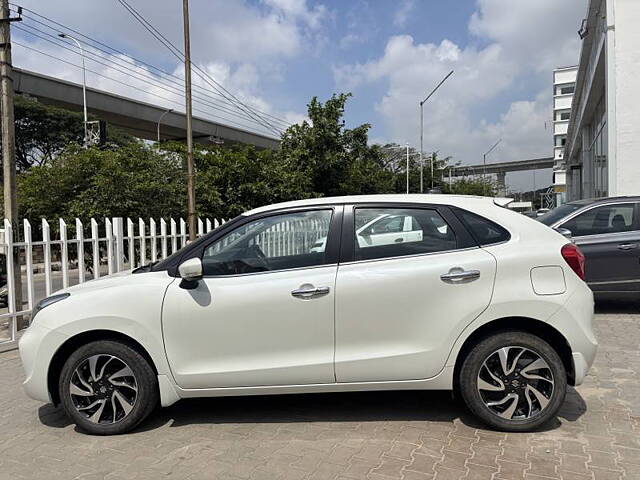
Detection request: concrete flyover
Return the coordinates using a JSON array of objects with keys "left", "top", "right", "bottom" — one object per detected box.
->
[
  {"left": 449, "top": 157, "right": 555, "bottom": 195},
  {"left": 12, "top": 68, "right": 280, "bottom": 150}
]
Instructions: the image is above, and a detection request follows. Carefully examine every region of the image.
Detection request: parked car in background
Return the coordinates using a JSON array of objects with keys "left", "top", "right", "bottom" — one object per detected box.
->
[
  {"left": 538, "top": 196, "right": 640, "bottom": 293},
  {"left": 19, "top": 195, "right": 596, "bottom": 435}
]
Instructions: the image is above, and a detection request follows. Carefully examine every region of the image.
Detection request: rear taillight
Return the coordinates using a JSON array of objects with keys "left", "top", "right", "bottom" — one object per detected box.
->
[{"left": 561, "top": 243, "right": 585, "bottom": 280}]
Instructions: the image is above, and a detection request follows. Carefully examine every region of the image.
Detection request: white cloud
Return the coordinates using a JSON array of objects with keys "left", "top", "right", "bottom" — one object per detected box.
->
[
  {"left": 334, "top": 0, "right": 585, "bottom": 190},
  {"left": 393, "top": 0, "right": 415, "bottom": 28}
]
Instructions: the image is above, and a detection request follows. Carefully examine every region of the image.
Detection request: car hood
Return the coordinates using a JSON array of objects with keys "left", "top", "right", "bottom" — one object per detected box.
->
[{"left": 59, "top": 269, "right": 137, "bottom": 295}]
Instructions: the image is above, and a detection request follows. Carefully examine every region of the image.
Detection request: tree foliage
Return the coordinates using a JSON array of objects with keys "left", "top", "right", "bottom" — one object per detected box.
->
[{"left": 14, "top": 92, "right": 497, "bottom": 223}]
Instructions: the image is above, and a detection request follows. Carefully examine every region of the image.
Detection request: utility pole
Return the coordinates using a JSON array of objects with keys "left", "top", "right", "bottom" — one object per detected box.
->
[
  {"left": 1, "top": 0, "right": 23, "bottom": 324},
  {"left": 182, "top": 0, "right": 196, "bottom": 241}
]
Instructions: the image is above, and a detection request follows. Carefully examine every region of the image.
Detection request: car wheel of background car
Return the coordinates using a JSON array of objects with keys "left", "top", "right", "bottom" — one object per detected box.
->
[
  {"left": 459, "top": 331, "right": 567, "bottom": 432},
  {"left": 58, "top": 340, "right": 158, "bottom": 435}
]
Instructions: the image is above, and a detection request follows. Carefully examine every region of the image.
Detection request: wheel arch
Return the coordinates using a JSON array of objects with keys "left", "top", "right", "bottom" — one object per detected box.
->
[
  {"left": 47, "top": 329, "right": 159, "bottom": 406},
  {"left": 452, "top": 317, "right": 575, "bottom": 395}
]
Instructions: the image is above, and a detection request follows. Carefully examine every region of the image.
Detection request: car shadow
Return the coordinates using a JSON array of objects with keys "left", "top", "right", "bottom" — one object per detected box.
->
[
  {"left": 38, "top": 387, "right": 587, "bottom": 435},
  {"left": 595, "top": 293, "right": 640, "bottom": 314}
]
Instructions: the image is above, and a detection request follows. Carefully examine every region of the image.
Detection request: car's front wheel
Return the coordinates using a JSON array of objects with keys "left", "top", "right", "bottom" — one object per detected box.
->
[
  {"left": 59, "top": 340, "right": 158, "bottom": 435},
  {"left": 459, "top": 331, "right": 567, "bottom": 432}
]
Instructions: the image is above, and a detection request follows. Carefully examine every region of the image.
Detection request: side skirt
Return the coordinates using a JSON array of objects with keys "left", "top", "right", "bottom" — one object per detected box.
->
[{"left": 158, "top": 366, "right": 454, "bottom": 407}]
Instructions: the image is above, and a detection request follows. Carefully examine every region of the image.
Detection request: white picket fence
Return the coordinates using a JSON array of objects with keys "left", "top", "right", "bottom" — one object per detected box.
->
[{"left": 0, "top": 216, "right": 226, "bottom": 351}]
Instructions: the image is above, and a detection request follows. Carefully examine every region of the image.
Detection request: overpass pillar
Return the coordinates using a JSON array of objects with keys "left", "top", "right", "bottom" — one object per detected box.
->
[{"left": 496, "top": 171, "right": 506, "bottom": 196}]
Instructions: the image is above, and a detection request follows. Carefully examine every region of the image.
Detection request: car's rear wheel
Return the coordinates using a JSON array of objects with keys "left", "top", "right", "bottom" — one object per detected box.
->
[
  {"left": 59, "top": 340, "right": 158, "bottom": 435},
  {"left": 459, "top": 331, "right": 567, "bottom": 432}
]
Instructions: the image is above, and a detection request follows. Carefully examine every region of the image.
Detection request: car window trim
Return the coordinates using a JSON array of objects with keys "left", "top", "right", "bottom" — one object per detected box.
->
[
  {"left": 558, "top": 201, "right": 637, "bottom": 236},
  {"left": 190, "top": 205, "right": 344, "bottom": 278},
  {"left": 339, "top": 202, "right": 476, "bottom": 264}
]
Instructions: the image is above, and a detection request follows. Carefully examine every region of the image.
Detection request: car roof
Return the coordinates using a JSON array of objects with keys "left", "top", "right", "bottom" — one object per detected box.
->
[
  {"left": 567, "top": 195, "right": 640, "bottom": 207},
  {"left": 243, "top": 194, "right": 504, "bottom": 216}
]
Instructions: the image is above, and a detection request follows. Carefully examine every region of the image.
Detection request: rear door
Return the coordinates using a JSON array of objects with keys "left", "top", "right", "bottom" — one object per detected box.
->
[
  {"left": 334, "top": 204, "right": 497, "bottom": 382},
  {"left": 558, "top": 202, "right": 640, "bottom": 291}
]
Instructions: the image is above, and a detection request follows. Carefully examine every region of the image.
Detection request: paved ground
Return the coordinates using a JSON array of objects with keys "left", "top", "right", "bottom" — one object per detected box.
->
[{"left": 1, "top": 298, "right": 639, "bottom": 480}]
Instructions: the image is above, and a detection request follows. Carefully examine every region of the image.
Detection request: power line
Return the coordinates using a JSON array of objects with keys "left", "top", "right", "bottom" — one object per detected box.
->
[
  {"left": 114, "top": 0, "right": 283, "bottom": 136},
  {"left": 13, "top": 40, "right": 280, "bottom": 135},
  {"left": 13, "top": 21, "right": 289, "bottom": 130},
  {"left": 10, "top": 3, "right": 290, "bottom": 131}
]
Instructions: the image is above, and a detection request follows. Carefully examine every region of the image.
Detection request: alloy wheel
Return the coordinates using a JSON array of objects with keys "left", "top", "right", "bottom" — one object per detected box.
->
[
  {"left": 477, "top": 346, "right": 554, "bottom": 420},
  {"left": 69, "top": 354, "right": 138, "bottom": 424}
]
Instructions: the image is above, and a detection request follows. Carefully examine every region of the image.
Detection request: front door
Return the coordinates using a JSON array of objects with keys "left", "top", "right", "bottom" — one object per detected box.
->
[
  {"left": 335, "top": 205, "right": 496, "bottom": 382},
  {"left": 559, "top": 202, "right": 640, "bottom": 290},
  {"left": 162, "top": 207, "right": 340, "bottom": 389}
]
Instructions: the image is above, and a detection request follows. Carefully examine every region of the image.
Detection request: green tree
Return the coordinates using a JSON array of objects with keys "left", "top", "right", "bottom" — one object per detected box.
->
[
  {"left": 18, "top": 142, "right": 184, "bottom": 221},
  {"left": 279, "top": 93, "right": 394, "bottom": 197},
  {"left": 5, "top": 95, "right": 133, "bottom": 172}
]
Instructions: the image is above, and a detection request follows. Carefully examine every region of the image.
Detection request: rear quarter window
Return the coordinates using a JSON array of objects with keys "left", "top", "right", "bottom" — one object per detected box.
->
[{"left": 454, "top": 208, "right": 510, "bottom": 246}]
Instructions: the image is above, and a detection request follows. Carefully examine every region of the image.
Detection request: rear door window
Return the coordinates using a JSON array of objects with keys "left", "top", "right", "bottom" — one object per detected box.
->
[{"left": 353, "top": 208, "right": 457, "bottom": 261}]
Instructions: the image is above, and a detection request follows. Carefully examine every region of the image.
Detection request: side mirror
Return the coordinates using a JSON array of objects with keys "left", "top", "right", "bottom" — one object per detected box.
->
[
  {"left": 178, "top": 257, "right": 203, "bottom": 288},
  {"left": 555, "top": 227, "right": 573, "bottom": 240}
]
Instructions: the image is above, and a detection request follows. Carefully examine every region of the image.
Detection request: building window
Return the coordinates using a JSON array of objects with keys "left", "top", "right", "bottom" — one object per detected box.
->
[{"left": 556, "top": 84, "right": 575, "bottom": 95}]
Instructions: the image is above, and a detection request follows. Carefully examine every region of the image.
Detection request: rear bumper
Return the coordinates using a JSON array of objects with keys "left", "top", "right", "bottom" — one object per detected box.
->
[{"left": 548, "top": 284, "right": 597, "bottom": 386}]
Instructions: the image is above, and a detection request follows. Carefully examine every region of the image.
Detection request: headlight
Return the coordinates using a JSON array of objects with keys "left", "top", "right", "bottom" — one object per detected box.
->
[{"left": 31, "top": 293, "right": 70, "bottom": 322}]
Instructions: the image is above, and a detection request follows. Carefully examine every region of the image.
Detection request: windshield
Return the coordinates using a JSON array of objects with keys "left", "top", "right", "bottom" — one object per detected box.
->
[{"left": 537, "top": 203, "right": 583, "bottom": 226}]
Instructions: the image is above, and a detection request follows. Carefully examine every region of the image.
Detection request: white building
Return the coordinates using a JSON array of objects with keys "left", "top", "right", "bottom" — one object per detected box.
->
[
  {"left": 565, "top": 0, "right": 640, "bottom": 200},
  {"left": 552, "top": 65, "right": 578, "bottom": 205}
]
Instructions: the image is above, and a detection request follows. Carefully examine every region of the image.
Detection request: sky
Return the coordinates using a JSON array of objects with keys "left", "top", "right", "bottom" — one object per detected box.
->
[{"left": 11, "top": 0, "right": 587, "bottom": 192}]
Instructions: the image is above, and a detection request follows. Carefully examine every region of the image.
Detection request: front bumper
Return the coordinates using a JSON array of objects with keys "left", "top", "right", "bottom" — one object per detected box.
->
[{"left": 19, "top": 322, "right": 69, "bottom": 404}]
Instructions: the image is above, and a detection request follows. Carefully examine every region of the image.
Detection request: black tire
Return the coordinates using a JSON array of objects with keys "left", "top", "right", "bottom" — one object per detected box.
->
[
  {"left": 59, "top": 340, "right": 158, "bottom": 435},
  {"left": 459, "top": 331, "right": 567, "bottom": 432}
]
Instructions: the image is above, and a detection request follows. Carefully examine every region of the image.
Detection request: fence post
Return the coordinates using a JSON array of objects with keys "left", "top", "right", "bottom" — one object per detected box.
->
[
  {"left": 23, "top": 219, "right": 35, "bottom": 312},
  {"left": 127, "top": 218, "right": 134, "bottom": 270},
  {"left": 91, "top": 218, "right": 100, "bottom": 280},
  {"left": 170, "top": 218, "right": 177, "bottom": 253},
  {"left": 112, "top": 217, "right": 124, "bottom": 272},
  {"left": 180, "top": 218, "right": 187, "bottom": 247},
  {"left": 106, "top": 218, "right": 114, "bottom": 275},
  {"left": 42, "top": 219, "right": 52, "bottom": 297},
  {"left": 76, "top": 218, "right": 85, "bottom": 284},
  {"left": 59, "top": 219, "right": 69, "bottom": 289},
  {"left": 139, "top": 218, "right": 146, "bottom": 267},
  {"left": 160, "top": 219, "right": 167, "bottom": 259},
  {"left": 3, "top": 220, "right": 16, "bottom": 341},
  {"left": 150, "top": 218, "right": 157, "bottom": 263}
]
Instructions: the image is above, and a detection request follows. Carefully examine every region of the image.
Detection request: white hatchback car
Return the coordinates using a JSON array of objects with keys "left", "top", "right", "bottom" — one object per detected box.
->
[{"left": 19, "top": 195, "right": 597, "bottom": 435}]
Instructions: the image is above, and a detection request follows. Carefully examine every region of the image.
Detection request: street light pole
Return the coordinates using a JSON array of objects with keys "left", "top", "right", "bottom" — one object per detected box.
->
[
  {"left": 419, "top": 70, "right": 454, "bottom": 193},
  {"left": 483, "top": 138, "right": 502, "bottom": 196},
  {"left": 182, "top": 0, "right": 196, "bottom": 241},
  {"left": 58, "top": 33, "right": 87, "bottom": 146},
  {"left": 156, "top": 108, "right": 173, "bottom": 143},
  {"left": 406, "top": 143, "right": 410, "bottom": 194}
]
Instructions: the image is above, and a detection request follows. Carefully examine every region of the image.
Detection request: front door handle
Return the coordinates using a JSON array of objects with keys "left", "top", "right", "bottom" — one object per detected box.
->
[
  {"left": 440, "top": 267, "right": 481, "bottom": 284},
  {"left": 618, "top": 243, "right": 638, "bottom": 250},
  {"left": 291, "top": 284, "right": 330, "bottom": 300}
]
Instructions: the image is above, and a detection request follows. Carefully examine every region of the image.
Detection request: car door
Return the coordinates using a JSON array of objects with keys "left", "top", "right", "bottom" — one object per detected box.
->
[
  {"left": 558, "top": 202, "right": 640, "bottom": 290},
  {"left": 162, "top": 207, "right": 342, "bottom": 389},
  {"left": 334, "top": 204, "right": 497, "bottom": 382}
]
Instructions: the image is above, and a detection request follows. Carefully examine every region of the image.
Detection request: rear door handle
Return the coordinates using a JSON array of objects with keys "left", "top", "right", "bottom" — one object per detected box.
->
[
  {"left": 617, "top": 243, "right": 638, "bottom": 250},
  {"left": 440, "top": 268, "right": 481, "bottom": 283},
  {"left": 291, "top": 284, "right": 330, "bottom": 299}
]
